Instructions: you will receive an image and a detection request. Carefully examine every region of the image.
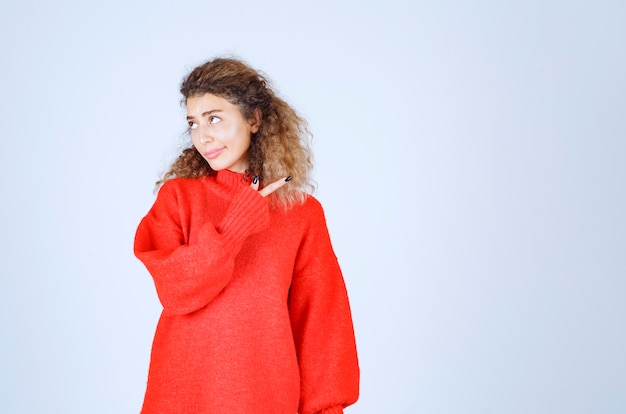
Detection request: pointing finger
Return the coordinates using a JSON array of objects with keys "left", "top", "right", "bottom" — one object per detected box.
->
[{"left": 259, "top": 176, "right": 292, "bottom": 197}]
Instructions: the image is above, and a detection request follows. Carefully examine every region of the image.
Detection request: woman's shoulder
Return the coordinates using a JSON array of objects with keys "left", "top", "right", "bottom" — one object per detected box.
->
[
  {"left": 152, "top": 177, "right": 217, "bottom": 207},
  {"left": 158, "top": 176, "right": 214, "bottom": 193},
  {"left": 285, "top": 193, "right": 327, "bottom": 221},
  {"left": 302, "top": 193, "right": 323, "bottom": 210}
]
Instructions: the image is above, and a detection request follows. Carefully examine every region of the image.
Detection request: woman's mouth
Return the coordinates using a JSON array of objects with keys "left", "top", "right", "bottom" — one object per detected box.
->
[{"left": 204, "top": 148, "right": 225, "bottom": 159}]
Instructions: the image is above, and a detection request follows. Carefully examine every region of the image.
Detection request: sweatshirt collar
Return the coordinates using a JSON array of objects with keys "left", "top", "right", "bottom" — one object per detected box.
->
[{"left": 215, "top": 169, "right": 250, "bottom": 188}]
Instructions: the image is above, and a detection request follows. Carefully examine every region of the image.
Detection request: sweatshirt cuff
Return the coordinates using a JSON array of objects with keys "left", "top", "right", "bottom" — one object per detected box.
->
[{"left": 217, "top": 187, "right": 270, "bottom": 250}]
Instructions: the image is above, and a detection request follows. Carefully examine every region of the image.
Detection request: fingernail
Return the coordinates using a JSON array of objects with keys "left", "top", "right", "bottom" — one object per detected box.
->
[
  {"left": 285, "top": 176, "right": 292, "bottom": 182},
  {"left": 253, "top": 176, "right": 259, "bottom": 184}
]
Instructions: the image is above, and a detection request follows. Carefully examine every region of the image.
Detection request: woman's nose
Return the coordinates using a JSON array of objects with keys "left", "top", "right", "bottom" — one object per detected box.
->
[{"left": 200, "top": 126, "right": 213, "bottom": 143}]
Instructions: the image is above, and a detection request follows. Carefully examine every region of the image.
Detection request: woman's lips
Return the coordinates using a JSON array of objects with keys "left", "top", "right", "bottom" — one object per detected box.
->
[{"left": 204, "top": 147, "right": 225, "bottom": 159}]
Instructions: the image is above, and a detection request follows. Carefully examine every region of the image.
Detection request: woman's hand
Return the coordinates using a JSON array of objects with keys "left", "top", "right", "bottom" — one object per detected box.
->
[{"left": 250, "top": 176, "right": 292, "bottom": 197}]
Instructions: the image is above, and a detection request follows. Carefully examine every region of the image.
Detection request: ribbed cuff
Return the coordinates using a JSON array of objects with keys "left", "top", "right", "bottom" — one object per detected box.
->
[{"left": 217, "top": 187, "right": 270, "bottom": 251}]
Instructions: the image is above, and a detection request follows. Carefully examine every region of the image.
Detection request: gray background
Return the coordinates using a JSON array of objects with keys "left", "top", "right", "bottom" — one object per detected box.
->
[{"left": 1, "top": 0, "right": 625, "bottom": 413}]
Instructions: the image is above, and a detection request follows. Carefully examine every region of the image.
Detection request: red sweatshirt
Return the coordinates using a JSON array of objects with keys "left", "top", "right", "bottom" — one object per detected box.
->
[{"left": 134, "top": 169, "right": 359, "bottom": 414}]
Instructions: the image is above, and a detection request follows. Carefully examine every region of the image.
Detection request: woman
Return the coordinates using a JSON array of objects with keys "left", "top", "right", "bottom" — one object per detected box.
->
[{"left": 134, "top": 57, "right": 359, "bottom": 414}]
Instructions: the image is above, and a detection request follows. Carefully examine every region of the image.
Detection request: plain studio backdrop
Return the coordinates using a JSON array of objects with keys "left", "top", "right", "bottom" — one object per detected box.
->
[{"left": 1, "top": 1, "right": 624, "bottom": 413}]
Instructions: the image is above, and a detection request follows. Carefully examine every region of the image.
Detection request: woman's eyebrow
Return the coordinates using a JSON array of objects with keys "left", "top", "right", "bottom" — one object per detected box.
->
[{"left": 186, "top": 109, "right": 223, "bottom": 120}]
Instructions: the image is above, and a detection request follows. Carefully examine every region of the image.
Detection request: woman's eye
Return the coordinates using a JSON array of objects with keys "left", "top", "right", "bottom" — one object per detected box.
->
[
  {"left": 188, "top": 121, "right": 198, "bottom": 130},
  {"left": 209, "top": 116, "right": 221, "bottom": 124}
]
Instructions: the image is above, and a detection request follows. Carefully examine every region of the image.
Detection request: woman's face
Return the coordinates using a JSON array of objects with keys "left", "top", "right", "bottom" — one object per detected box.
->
[{"left": 187, "top": 93, "right": 260, "bottom": 173}]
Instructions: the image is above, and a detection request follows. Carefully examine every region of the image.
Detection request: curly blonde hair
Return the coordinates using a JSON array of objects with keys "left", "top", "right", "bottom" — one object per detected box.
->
[{"left": 157, "top": 57, "right": 315, "bottom": 208}]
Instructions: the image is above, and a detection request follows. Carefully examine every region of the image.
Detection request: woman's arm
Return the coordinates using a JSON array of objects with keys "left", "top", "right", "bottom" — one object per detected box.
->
[
  {"left": 288, "top": 198, "right": 360, "bottom": 414},
  {"left": 134, "top": 180, "right": 269, "bottom": 316}
]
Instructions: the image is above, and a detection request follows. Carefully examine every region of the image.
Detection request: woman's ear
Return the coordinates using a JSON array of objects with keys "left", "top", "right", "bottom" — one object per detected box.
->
[{"left": 249, "top": 108, "right": 262, "bottom": 133}]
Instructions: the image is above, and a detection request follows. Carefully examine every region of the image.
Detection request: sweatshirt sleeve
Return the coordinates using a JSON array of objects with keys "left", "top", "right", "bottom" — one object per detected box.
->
[
  {"left": 288, "top": 198, "right": 360, "bottom": 414},
  {"left": 134, "top": 180, "right": 269, "bottom": 316}
]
